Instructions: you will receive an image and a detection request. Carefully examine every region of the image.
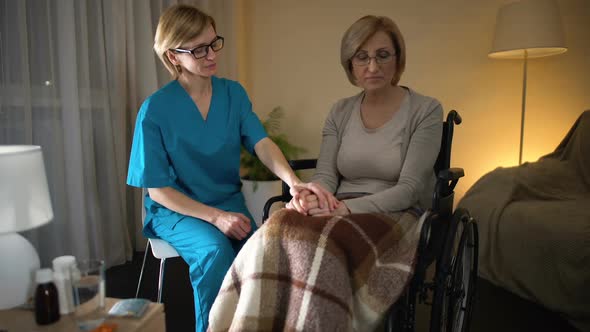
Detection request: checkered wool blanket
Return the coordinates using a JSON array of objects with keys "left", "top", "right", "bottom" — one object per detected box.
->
[{"left": 208, "top": 208, "right": 423, "bottom": 331}]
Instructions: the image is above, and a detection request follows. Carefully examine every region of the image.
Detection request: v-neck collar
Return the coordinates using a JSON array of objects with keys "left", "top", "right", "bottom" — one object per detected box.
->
[
  {"left": 356, "top": 86, "right": 409, "bottom": 132},
  {"left": 174, "top": 77, "right": 216, "bottom": 123}
]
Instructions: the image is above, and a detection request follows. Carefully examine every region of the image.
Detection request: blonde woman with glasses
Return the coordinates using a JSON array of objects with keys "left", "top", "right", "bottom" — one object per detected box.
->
[{"left": 126, "top": 4, "right": 336, "bottom": 332}]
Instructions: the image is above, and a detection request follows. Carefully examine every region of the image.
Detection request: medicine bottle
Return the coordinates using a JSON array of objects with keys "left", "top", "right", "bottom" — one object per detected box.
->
[
  {"left": 34, "top": 268, "right": 60, "bottom": 325},
  {"left": 52, "top": 255, "right": 76, "bottom": 314}
]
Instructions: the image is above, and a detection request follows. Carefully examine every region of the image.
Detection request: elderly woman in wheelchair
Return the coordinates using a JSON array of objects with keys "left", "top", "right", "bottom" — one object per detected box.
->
[{"left": 209, "top": 14, "right": 477, "bottom": 332}]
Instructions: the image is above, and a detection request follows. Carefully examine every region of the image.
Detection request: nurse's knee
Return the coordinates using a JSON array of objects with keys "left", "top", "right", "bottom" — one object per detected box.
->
[
  {"left": 188, "top": 241, "right": 236, "bottom": 279},
  {"left": 207, "top": 242, "right": 235, "bottom": 271}
]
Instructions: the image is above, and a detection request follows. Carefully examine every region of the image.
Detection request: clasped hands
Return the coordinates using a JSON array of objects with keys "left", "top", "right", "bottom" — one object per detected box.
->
[{"left": 287, "top": 182, "right": 350, "bottom": 216}]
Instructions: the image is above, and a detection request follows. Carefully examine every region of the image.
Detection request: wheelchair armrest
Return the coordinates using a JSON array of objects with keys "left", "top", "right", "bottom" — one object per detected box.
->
[
  {"left": 262, "top": 194, "right": 290, "bottom": 223},
  {"left": 433, "top": 168, "right": 464, "bottom": 210},
  {"left": 437, "top": 167, "right": 464, "bottom": 181}
]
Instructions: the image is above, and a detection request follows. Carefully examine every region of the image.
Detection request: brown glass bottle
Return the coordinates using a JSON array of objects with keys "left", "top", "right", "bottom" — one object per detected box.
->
[{"left": 34, "top": 268, "right": 60, "bottom": 325}]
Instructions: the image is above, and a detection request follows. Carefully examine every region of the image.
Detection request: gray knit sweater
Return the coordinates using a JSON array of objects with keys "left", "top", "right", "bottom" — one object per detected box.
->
[{"left": 311, "top": 87, "right": 443, "bottom": 214}]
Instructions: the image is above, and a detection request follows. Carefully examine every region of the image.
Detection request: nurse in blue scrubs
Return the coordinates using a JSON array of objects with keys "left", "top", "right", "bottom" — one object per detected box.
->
[{"left": 126, "top": 4, "right": 336, "bottom": 332}]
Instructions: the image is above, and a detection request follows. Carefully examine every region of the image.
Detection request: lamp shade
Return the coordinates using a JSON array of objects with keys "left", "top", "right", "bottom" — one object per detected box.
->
[
  {"left": 489, "top": 0, "right": 567, "bottom": 59},
  {"left": 0, "top": 145, "right": 53, "bottom": 233}
]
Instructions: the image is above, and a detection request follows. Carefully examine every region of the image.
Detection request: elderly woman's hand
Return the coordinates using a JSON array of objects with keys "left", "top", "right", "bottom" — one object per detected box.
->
[
  {"left": 286, "top": 192, "right": 350, "bottom": 217},
  {"left": 308, "top": 200, "right": 350, "bottom": 217}
]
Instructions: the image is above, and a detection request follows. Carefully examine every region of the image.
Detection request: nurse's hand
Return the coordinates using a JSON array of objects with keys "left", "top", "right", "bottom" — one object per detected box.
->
[
  {"left": 290, "top": 182, "right": 338, "bottom": 212},
  {"left": 285, "top": 189, "right": 312, "bottom": 214},
  {"left": 211, "top": 211, "right": 251, "bottom": 240},
  {"left": 286, "top": 192, "right": 324, "bottom": 215}
]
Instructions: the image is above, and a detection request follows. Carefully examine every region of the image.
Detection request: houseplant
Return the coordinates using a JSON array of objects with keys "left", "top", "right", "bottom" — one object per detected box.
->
[{"left": 241, "top": 106, "right": 305, "bottom": 224}]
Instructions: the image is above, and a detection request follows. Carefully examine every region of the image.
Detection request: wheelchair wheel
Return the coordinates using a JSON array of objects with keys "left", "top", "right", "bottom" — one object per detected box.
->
[
  {"left": 430, "top": 210, "right": 478, "bottom": 332},
  {"left": 445, "top": 219, "right": 477, "bottom": 332},
  {"left": 385, "top": 295, "right": 409, "bottom": 332}
]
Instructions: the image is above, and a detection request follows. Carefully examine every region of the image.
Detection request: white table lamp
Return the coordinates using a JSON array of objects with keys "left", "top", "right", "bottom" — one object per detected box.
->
[
  {"left": 489, "top": 0, "right": 567, "bottom": 164},
  {"left": 0, "top": 145, "right": 54, "bottom": 309}
]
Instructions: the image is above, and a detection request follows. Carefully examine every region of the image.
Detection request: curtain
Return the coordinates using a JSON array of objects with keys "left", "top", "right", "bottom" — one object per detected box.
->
[{"left": 0, "top": 0, "right": 237, "bottom": 268}]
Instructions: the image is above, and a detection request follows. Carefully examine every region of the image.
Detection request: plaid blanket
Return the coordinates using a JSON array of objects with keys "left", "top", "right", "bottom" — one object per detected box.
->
[{"left": 208, "top": 208, "right": 423, "bottom": 331}]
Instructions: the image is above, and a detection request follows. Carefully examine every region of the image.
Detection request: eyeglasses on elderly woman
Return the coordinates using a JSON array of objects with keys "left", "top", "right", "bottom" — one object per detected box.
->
[{"left": 351, "top": 49, "right": 395, "bottom": 66}]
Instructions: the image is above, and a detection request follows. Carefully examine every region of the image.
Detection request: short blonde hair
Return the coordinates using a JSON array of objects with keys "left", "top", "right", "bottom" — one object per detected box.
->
[
  {"left": 153, "top": 4, "right": 216, "bottom": 79},
  {"left": 340, "top": 15, "right": 406, "bottom": 86}
]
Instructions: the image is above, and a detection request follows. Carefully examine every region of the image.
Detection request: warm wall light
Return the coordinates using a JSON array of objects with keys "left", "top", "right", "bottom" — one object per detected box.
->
[
  {"left": 489, "top": 0, "right": 567, "bottom": 165},
  {"left": 0, "top": 145, "right": 54, "bottom": 309}
]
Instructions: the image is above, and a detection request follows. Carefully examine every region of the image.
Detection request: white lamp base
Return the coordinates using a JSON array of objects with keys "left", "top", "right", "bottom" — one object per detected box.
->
[{"left": 0, "top": 233, "right": 41, "bottom": 309}]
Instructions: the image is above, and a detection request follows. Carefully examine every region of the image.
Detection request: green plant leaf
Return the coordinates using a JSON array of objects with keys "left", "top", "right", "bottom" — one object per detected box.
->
[{"left": 241, "top": 106, "right": 306, "bottom": 183}]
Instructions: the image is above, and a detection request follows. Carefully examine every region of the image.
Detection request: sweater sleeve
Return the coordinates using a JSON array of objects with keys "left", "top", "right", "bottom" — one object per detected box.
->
[
  {"left": 311, "top": 102, "right": 342, "bottom": 193},
  {"left": 344, "top": 100, "right": 443, "bottom": 213}
]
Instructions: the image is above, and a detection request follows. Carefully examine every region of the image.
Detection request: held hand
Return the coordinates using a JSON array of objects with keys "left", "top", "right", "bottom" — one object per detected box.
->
[
  {"left": 308, "top": 200, "right": 350, "bottom": 217},
  {"left": 211, "top": 211, "right": 251, "bottom": 240},
  {"left": 290, "top": 182, "right": 338, "bottom": 212}
]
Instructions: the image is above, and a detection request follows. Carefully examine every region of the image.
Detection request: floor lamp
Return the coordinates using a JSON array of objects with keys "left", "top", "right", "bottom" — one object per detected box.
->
[
  {"left": 0, "top": 146, "right": 54, "bottom": 309},
  {"left": 489, "top": 0, "right": 567, "bottom": 165}
]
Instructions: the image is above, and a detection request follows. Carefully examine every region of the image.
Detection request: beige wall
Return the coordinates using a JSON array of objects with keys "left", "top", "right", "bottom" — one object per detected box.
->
[{"left": 238, "top": 0, "right": 590, "bottom": 201}]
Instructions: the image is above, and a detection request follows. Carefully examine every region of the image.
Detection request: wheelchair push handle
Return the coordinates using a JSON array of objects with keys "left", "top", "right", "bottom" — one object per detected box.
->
[{"left": 447, "top": 110, "right": 462, "bottom": 125}]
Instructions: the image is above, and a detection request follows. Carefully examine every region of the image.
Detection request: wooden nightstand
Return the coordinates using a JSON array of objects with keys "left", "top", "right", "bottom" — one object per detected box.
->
[{"left": 0, "top": 298, "right": 165, "bottom": 332}]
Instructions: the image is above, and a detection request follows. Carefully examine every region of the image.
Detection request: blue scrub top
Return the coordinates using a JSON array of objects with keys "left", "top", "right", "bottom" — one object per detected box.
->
[{"left": 127, "top": 76, "right": 267, "bottom": 237}]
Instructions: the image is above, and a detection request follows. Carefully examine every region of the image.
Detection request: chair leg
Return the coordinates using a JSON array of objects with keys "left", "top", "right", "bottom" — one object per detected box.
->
[
  {"left": 157, "top": 258, "right": 167, "bottom": 303},
  {"left": 135, "top": 241, "right": 151, "bottom": 298}
]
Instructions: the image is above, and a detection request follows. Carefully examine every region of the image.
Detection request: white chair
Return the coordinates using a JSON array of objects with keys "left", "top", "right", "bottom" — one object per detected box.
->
[{"left": 135, "top": 189, "right": 180, "bottom": 303}]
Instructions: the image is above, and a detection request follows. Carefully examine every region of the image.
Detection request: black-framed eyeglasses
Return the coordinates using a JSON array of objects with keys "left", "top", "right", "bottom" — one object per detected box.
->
[
  {"left": 170, "top": 36, "right": 224, "bottom": 59},
  {"left": 351, "top": 50, "right": 395, "bottom": 66}
]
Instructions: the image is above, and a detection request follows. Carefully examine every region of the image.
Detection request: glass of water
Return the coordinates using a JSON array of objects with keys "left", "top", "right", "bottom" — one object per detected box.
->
[{"left": 71, "top": 259, "right": 106, "bottom": 331}]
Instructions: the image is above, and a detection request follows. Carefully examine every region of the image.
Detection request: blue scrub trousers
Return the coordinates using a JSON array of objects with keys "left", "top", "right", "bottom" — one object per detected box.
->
[{"left": 150, "top": 215, "right": 256, "bottom": 332}]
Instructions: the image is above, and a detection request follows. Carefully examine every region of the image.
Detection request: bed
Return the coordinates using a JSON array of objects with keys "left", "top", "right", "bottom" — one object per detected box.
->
[{"left": 458, "top": 110, "right": 590, "bottom": 332}]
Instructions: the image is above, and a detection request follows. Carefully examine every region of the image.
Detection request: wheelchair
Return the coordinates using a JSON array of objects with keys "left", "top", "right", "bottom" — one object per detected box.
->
[{"left": 261, "top": 110, "right": 479, "bottom": 332}]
